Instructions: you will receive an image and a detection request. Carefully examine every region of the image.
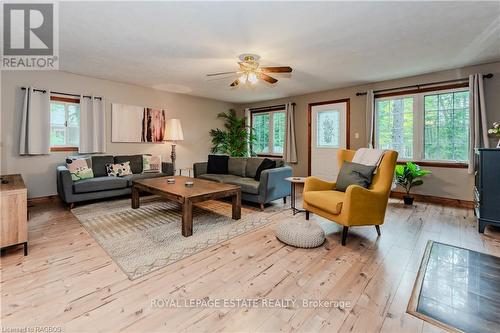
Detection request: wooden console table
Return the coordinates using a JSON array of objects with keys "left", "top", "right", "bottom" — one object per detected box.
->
[{"left": 0, "top": 174, "right": 28, "bottom": 255}]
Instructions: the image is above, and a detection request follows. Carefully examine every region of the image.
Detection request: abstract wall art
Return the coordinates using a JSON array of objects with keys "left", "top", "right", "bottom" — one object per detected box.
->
[{"left": 111, "top": 103, "right": 166, "bottom": 143}]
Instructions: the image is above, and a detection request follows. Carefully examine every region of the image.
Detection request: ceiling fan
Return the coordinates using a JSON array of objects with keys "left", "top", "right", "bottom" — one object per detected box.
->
[{"left": 206, "top": 54, "right": 293, "bottom": 87}]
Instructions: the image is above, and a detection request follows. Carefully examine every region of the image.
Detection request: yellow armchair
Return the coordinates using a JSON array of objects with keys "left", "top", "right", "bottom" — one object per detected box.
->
[{"left": 303, "top": 149, "right": 398, "bottom": 245}]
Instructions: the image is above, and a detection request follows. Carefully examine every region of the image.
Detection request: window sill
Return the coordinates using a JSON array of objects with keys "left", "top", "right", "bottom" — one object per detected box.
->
[
  {"left": 396, "top": 160, "right": 468, "bottom": 169},
  {"left": 256, "top": 154, "right": 284, "bottom": 158},
  {"left": 50, "top": 147, "right": 79, "bottom": 152}
]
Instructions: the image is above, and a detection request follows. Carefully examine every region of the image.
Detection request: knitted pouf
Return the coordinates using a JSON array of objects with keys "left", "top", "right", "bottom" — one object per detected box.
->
[{"left": 275, "top": 218, "right": 325, "bottom": 248}]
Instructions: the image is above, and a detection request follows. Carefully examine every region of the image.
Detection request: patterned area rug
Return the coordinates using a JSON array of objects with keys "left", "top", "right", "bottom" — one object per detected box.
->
[{"left": 72, "top": 196, "right": 282, "bottom": 280}]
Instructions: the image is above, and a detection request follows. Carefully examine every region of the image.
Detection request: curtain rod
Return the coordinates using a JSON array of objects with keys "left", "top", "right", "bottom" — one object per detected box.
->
[
  {"left": 20, "top": 87, "right": 103, "bottom": 100},
  {"left": 355, "top": 73, "right": 493, "bottom": 96},
  {"left": 250, "top": 102, "right": 295, "bottom": 112}
]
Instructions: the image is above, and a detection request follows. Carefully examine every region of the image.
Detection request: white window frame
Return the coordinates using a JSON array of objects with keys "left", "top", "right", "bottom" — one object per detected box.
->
[
  {"left": 251, "top": 109, "right": 286, "bottom": 156},
  {"left": 50, "top": 100, "right": 80, "bottom": 148},
  {"left": 375, "top": 87, "right": 469, "bottom": 164}
]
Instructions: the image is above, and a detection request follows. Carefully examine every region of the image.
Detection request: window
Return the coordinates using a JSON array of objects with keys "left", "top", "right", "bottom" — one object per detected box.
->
[
  {"left": 50, "top": 97, "right": 80, "bottom": 150},
  {"left": 375, "top": 87, "right": 469, "bottom": 164},
  {"left": 317, "top": 110, "right": 340, "bottom": 148},
  {"left": 252, "top": 110, "right": 286, "bottom": 155}
]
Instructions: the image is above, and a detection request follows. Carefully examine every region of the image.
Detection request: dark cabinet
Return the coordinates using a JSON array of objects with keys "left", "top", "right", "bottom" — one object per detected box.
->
[{"left": 475, "top": 148, "right": 500, "bottom": 233}]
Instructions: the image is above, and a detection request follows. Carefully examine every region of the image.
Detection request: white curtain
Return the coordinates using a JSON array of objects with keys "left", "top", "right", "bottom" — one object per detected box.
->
[
  {"left": 79, "top": 96, "right": 106, "bottom": 153},
  {"left": 365, "top": 89, "right": 375, "bottom": 148},
  {"left": 19, "top": 87, "right": 51, "bottom": 155},
  {"left": 245, "top": 108, "right": 251, "bottom": 156},
  {"left": 468, "top": 74, "right": 490, "bottom": 174},
  {"left": 284, "top": 102, "right": 298, "bottom": 163}
]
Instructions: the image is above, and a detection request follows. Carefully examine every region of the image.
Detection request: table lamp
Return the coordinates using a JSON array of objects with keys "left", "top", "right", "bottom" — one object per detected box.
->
[{"left": 164, "top": 118, "right": 184, "bottom": 174}]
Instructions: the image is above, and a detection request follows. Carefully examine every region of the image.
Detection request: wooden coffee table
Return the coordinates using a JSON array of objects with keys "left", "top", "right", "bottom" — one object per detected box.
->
[{"left": 131, "top": 176, "right": 241, "bottom": 237}]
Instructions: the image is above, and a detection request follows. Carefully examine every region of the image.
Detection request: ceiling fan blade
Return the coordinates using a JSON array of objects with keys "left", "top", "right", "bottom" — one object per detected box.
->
[
  {"left": 258, "top": 73, "right": 278, "bottom": 84},
  {"left": 206, "top": 71, "right": 240, "bottom": 77},
  {"left": 260, "top": 66, "right": 292, "bottom": 73},
  {"left": 230, "top": 79, "right": 240, "bottom": 87}
]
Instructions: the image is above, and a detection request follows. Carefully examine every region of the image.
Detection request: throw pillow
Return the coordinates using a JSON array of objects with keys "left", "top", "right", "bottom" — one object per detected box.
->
[
  {"left": 335, "top": 161, "right": 376, "bottom": 192},
  {"left": 254, "top": 158, "right": 276, "bottom": 181},
  {"left": 143, "top": 155, "right": 162, "bottom": 173},
  {"left": 207, "top": 155, "right": 229, "bottom": 174},
  {"left": 66, "top": 157, "right": 94, "bottom": 181},
  {"left": 106, "top": 161, "right": 133, "bottom": 177}
]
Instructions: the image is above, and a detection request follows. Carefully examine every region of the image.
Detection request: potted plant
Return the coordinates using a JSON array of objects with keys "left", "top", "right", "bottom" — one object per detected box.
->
[
  {"left": 488, "top": 121, "right": 500, "bottom": 148},
  {"left": 395, "top": 162, "right": 432, "bottom": 205},
  {"left": 209, "top": 109, "right": 255, "bottom": 157}
]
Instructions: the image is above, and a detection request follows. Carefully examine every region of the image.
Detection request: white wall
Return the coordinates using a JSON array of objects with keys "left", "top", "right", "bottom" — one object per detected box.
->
[
  {"left": 1, "top": 71, "right": 233, "bottom": 198},
  {"left": 237, "top": 61, "right": 500, "bottom": 201}
]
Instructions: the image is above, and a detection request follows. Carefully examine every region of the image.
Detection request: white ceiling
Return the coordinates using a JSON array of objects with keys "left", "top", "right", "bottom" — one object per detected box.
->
[{"left": 59, "top": 1, "right": 500, "bottom": 103}]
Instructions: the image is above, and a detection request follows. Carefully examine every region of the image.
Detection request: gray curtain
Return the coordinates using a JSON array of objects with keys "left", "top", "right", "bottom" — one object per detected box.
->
[
  {"left": 365, "top": 89, "right": 375, "bottom": 148},
  {"left": 79, "top": 96, "right": 106, "bottom": 153},
  {"left": 19, "top": 87, "right": 51, "bottom": 155},
  {"left": 468, "top": 74, "right": 490, "bottom": 174},
  {"left": 284, "top": 102, "right": 298, "bottom": 163}
]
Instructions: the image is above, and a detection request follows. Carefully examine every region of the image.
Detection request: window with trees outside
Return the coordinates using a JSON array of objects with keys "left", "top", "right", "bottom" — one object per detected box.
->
[
  {"left": 375, "top": 87, "right": 469, "bottom": 164},
  {"left": 252, "top": 110, "right": 286, "bottom": 155},
  {"left": 50, "top": 98, "right": 80, "bottom": 151}
]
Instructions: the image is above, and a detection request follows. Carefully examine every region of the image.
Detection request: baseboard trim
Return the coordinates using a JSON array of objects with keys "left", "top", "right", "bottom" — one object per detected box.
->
[
  {"left": 28, "top": 195, "right": 62, "bottom": 206},
  {"left": 390, "top": 191, "right": 473, "bottom": 209}
]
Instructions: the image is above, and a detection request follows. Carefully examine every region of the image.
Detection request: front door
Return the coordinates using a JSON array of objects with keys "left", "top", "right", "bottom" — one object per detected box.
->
[{"left": 309, "top": 100, "right": 349, "bottom": 181}]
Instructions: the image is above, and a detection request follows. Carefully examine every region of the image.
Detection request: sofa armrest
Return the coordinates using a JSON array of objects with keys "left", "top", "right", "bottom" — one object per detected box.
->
[
  {"left": 193, "top": 162, "right": 207, "bottom": 178},
  {"left": 56, "top": 165, "right": 74, "bottom": 203},
  {"left": 259, "top": 166, "right": 292, "bottom": 202},
  {"left": 161, "top": 162, "right": 174, "bottom": 176},
  {"left": 304, "top": 176, "right": 336, "bottom": 192}
]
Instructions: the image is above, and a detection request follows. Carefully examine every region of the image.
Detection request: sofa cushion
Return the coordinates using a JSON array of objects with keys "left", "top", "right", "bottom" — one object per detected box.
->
[
  {"left": 335, "top": 161, "right": 376, "bottom": 192},
  {"left": 198, "top": 174, "right": 241, "bottom": 183},
  {"left": 303, "top": 190, "right": 344, "bottom": 215},
  {"left": 254, "top": 158, "right": 276, "bottom": 181},
  {"left": 245, "top": 158, "right": 264, "bottom": 178},
  {"left": 228, "top": 158, "right": 247, "bottom": 177},
  {"left": 114, "top": 155, "right": 143, "bottom": 174},
  {"left": 226, "top": 177, "right": 260, "bottom": 195},
  {"left": 123, "top": 173, "right": 166, "bottom": 186},
  {"left": 207, "top": 155, "right": 229, "bottom": 174},
  {"left": 91, "top": 155, "right": 114, "bottom": 177},
  {"left": 73, "top": 177, "right": 128, "bottom": 194}
]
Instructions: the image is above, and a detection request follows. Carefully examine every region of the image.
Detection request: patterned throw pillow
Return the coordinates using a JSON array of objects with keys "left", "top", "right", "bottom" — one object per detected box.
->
[
  {"left": 143, "top": 155, "right": 162, "bottom": 173},
  {"left": 106, "top": 161, "right": 133, "bottom": 177},
  {"left": 66, "top": 157, "right": 94, "bottom": 181}
]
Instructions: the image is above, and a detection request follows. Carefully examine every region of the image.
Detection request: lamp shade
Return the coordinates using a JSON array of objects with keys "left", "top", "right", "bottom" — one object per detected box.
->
[{"left": 164, "top": 118, "right": 184, "bottom": 141}]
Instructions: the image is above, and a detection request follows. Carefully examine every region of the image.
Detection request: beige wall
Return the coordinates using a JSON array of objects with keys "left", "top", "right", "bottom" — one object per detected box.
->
[
  {"left": 1, "top": 71, "right": 233, "bottom": 198},
  {"left": 237, "top": 61, "right": 500, "bottom": 201}
]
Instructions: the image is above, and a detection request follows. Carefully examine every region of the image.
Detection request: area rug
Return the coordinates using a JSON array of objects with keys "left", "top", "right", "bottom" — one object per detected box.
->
[
  {"left": 407, "top": 241, "right": 500, "bottom": 333},
  {"left": 72, "top": 196, "right": 282, "bottom": 280}
]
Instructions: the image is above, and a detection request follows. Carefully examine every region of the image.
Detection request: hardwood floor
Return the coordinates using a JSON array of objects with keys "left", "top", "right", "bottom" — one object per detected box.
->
[{"left": 1, "top": 197, "right": 500, "bottom": 333}]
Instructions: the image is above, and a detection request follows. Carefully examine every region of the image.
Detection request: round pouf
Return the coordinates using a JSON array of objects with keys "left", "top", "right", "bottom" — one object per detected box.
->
[{"left": 275, "top": 218, "right": 325, "bottom": 248}]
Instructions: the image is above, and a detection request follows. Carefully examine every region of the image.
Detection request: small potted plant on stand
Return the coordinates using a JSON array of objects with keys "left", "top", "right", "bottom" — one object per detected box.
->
[
  {"left": 395, "top": 162, "right": 432, "bottom": 205},
  {"left": 488, "top": 121, "right": 500, "bottom": 148}
]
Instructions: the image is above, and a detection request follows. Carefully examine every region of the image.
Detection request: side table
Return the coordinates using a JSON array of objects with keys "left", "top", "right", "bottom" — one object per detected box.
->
[{"left": 285, "top": 177, "right": 306, "bottom": 215}]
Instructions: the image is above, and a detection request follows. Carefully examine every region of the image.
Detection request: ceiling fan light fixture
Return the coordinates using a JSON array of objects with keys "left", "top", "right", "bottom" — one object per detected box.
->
[
  {"left": 239, "top": 74, "right": 248, "bottom": 84},
  {"left": 248, "top": 72, "right": 258, "bottom": 84}
]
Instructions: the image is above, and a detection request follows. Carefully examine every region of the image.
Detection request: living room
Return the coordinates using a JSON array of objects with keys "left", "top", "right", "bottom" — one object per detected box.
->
[{"left": 1, "top": 2, "right": 500, "bottom": 333}]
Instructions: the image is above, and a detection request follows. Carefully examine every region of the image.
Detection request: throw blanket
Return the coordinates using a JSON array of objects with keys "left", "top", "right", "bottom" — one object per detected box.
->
[{"left": 352, "top": 148, "right": 386, "bottom": 172}]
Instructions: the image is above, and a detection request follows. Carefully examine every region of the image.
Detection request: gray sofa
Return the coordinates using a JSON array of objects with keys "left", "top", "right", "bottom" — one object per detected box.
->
[
  {"left": 57, "top": 154, "right": 173, "bottom": 206},
  {"left": 193, "top": 157, "right": 292, "bottom": 209}
]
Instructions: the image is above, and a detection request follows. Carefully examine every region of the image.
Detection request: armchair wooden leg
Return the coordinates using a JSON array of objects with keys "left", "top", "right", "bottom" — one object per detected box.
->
[
  {"left": 341, "top": 226, "right": 349, "bottom": 246},
  {"left": 283, "top": 197, "right": 287, "bottom": 204},
  {"left": 259, "top": 203, "right": 265, "bottom": 211},
  {"left": 305, "top": 211, "right": 310, "bottom": 220},
  {"left": 375, "top": 225, "right": 381, "bottom": 236}
]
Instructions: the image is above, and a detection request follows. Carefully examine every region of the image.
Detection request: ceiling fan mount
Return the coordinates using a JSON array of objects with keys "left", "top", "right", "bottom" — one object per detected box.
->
[{"left": 207, "top": 54, "right": 292, "bottom": 87}]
